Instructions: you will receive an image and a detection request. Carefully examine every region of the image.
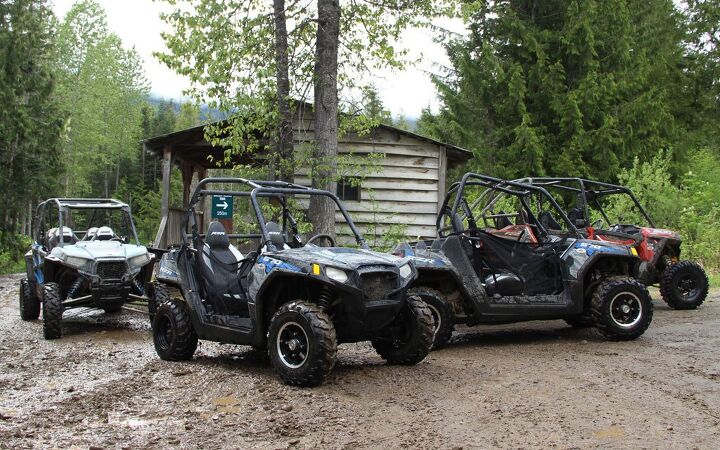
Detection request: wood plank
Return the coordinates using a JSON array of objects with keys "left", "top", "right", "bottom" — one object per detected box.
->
[
  {"left": 293, "top": 134, "right": 442, "bottom": 156},
  {"left": 437, "top": 146, "right": 447, "bottom": 215},
  {"left": 293, "top": 153, "right": 439, "bottom": 170},
  {"left": 360, "top": 178, "right": 438, "bottom": 191},
  {"left": 360, "top": 190, "right": 438, "bottom": 202},
  {"left": 378, "top": 154, "right": 438, "bottom": 169},
  {"left": 295, "top": 166, "right": 438, "bottom": 181},
  {"left": 373, "top": 166, "right": 438, "bottom": 180},
  {"left": 293, "top": 176, "right": 438, "bottom": 192},
  {"left": 296, "top": 199, "right": 439, "bottom": 214},
  {"left": 337, "top": 224, "right": 437, "bottom": 240},
  {"left": 335, "top": 211, "right": 437, "bottom": 226},
  {"left": 339, "top": 142, "right": 442, "bottom": 157}
]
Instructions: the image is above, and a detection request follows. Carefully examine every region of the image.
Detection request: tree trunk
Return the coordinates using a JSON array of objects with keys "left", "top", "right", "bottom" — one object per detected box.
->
[
  {"left": 309, "top": 0, "right": 340, "bottom": 238},
  {"left": 273, "top": 0, "right": 294, "bottom": 182},
  {"left": 115, "top": 156, "right": 120, "bottom": 193}
]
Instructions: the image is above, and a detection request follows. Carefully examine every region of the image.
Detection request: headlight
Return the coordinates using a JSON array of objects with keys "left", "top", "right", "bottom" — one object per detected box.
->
[
  {"left": 66, "top": 256, "right": 92, "bottom": 271},
  {"left": 398, "top": 263, "right": 413, "bottom": 279},
  {"left": 128, "top": 253, "right": 151, "bottom": 269},
  {"left": 325, "top": 267, "right": 348, "bottom": 283}
]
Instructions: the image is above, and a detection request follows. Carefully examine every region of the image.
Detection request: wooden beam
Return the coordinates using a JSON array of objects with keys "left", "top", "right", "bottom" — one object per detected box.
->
[
  {"left": 154, "top": 145, "right": 173, "bottom": 248},
  {"left": 181, "top": 161, "right": 194, "bottom": 208},
  {"left": 197, "top": 166, "right": 209, "bottom": 234},
  {"left": 437, "top": 145, "right": 447, "bottom": 237}
]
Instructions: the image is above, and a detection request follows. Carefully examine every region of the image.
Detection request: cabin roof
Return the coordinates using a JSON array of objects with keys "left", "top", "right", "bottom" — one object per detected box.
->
[{"left": 143, "top": 116, "right": 472, "bottom": 169}]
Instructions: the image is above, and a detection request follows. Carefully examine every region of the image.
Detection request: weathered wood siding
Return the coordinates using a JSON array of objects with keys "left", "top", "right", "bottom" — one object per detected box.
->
[{"left": 292, "top": 117, "right": 443, "bottom": 245}]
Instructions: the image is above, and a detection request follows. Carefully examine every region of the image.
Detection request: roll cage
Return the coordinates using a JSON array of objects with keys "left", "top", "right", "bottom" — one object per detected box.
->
[
  {"left": 513, "top": 177, "right": 655, "bottom": 228},
  {"left": 437, "top": 173, "right": 583, "bottom": 240},
  {"left": 184, "top": 178, "right": 369, "bottom": 251},
  {"left": 34, "top": 198, "right": 140, "bottom": 247}
]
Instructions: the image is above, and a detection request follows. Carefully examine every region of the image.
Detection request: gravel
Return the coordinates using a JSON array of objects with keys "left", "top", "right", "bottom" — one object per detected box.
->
[{"left": 0, "top": 273, "right": 718, "bottom": 448}]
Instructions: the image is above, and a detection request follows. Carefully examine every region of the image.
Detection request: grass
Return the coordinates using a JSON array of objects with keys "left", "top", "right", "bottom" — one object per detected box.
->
[
  {"left": 708, "top": 270, "right": 720, "bottom": 290},
  {"left": 0, "top": 260, "right": 24, "bottom": 276}
]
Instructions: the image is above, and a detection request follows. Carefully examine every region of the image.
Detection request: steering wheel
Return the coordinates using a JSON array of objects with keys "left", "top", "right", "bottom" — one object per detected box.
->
[
  {"left": 307, "top": 234, "right": 335, "bottom": 247},
  {"left": 591, "top": 218, "right": 605, "bottom": 228}
]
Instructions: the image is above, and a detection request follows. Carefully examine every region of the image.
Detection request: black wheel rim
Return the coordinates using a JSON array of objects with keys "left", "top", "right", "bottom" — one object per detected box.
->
[
  {"left": 609, "top": 292, "right": 643, "bottom": 329},
  {"left": 676, "top": 274, "right": 700, "bottom": 301},
  {"left": 276, "top": 322, "right": 309, "bottom": 369},
  {"left": 156, "top": 315, "right": 174, "bottom": 351}
]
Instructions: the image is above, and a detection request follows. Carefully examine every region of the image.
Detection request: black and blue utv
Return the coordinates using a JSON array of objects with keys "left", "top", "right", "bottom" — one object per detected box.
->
[
  {"left": 151, "top": 178, "right": 433, "bottom": 387},
  {"left": 394, "top": 174, "right": 653, "bottom": 348}
]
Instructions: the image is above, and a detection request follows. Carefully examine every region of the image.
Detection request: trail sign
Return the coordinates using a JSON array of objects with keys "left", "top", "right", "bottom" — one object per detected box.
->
[{"left": 211, "top": 195, "right": 233, "bottom": 218}]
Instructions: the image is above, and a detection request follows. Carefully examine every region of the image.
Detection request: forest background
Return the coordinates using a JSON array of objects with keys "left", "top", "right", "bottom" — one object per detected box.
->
[{"left": 1, "top": 0, "right": 718, "bottom": 282}]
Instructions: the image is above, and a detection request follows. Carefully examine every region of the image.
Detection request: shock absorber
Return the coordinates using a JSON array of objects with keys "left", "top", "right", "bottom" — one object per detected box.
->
[
  {"left": 66, "top": 277, "right": 84, "bottom": 299},
  {"left": 317, "top": 285, "right": 332, "bottom": 310},
  {"left": 132, "top": 277, "right": 144, "bottom": 296}
]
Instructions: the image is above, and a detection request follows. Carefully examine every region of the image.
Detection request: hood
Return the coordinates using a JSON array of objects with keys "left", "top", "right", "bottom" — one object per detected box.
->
[
  {"left": 266, "top": 246, "right": 408, "bottom": 270},
  {"left": 52, "top": 241, "right": 149, "bottom": 260},
  {"left": 641, "top": 227, "right": 681, "bottom": 241}
]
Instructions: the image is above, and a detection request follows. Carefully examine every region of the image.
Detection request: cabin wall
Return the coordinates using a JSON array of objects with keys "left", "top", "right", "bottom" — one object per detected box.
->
[{"left": 292, "top": 117, "right": 443, "bottom": 246}]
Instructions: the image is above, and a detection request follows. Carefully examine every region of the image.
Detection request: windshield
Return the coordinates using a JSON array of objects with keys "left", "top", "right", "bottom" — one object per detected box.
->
[
  {"left": 64, "top": 207, "right": 136, "bottom": 243},
  {"left": 37, "top": 202, "right": 139, "bottom": 247}
]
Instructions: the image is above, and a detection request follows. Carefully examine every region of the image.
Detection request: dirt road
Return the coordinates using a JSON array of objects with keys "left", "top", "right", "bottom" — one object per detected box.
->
[{"left": 1, "top": 273, "right": 719, "bottom": 449}]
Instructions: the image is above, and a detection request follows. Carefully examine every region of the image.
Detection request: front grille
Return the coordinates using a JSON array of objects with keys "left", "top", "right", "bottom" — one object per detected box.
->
[
  {"left": 360, "top": 271, "right": 397, "bottom": 301},
  {"left": 97, "top": 261, "right": 127, "bottom": 279}
]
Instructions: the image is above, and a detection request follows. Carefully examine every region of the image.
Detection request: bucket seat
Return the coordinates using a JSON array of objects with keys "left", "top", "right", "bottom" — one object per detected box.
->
[{"left": 198, "top": 221, "right": 247, "bottom": 313}]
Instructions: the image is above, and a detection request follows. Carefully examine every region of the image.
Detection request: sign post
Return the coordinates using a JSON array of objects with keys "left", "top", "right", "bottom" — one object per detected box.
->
[{"left": 211, "top": 195, "right": 233, "bottom": 233}]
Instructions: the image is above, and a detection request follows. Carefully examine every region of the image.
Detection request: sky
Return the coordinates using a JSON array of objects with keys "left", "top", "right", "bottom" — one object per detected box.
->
[{"left": 50, "top": 0, "right": 466, "bottom": 118}]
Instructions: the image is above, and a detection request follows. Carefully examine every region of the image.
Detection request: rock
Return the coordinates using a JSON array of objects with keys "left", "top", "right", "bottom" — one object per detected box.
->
[
  {"left": 667, "top": 426, "right": 673, "bottom": 431},
  {"left": 280, "top": 404, "right": 293, "bottom": 412}
]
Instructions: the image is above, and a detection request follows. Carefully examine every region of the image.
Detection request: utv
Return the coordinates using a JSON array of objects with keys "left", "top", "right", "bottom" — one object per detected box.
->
[
  {"left": 20, "top": 199, "right": 155, "bottom": 339},
  {"left": 151, "top": 178, "right": 433, "bottom": 387},
  {"left": 514, "top": 177, "right": 709, "bottom": 310},
  {"left": 394, "top": 173, "right": 653, "bottom": 348}
]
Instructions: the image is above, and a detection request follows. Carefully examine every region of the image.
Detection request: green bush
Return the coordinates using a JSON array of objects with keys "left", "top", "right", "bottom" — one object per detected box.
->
[
  {"left": 609, "top": 149, "right": 720, "bottom": 280},
  {"left": 0, "top": 233, "right": 30, "bottom": 275}
]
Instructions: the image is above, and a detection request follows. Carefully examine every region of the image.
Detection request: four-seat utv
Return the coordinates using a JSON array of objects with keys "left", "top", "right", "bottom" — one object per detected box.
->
[
  {"left": 514, "top": 177, "right": 709, "bottom": 310},
  {"left": 394, "top": 173, "right": 653, "bottom": 348},
  {"left": 151, "top": 178, "right": 433, "bottom": 387},
  {"left": 19, "top": 198, "right": 155, "bottom": 339}
]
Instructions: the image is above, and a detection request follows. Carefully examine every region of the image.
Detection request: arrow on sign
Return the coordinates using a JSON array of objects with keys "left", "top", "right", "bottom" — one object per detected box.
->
[{"left": 218, "top": 201, "right": 229, "bottom": 210}]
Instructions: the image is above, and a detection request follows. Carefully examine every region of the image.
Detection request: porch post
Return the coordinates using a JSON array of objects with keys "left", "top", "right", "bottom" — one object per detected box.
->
[
  {"left": 153, "top": 145, "right": 173, "bottom": 248},
  {"left": 181, "top": 161, "right": 194, "bottom": 209},
  {"left": 436, "top": 146, "right": 448, "bottom": 238},
  {"left": 197, "top": 166, "right": 209, "bottom": 233}
]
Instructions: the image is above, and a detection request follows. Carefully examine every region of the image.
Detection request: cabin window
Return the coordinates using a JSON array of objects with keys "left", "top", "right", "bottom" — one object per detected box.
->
[{"left": 337, "top": 177, "right": 361, "bottom": 201}]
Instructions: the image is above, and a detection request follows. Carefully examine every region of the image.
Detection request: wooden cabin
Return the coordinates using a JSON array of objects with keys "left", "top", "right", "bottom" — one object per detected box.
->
[{"left": 143, "top": 107, "right": 471, "bottom": 248}]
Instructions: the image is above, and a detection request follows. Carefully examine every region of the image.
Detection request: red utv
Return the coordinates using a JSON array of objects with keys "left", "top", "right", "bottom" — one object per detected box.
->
[{"left": 515, "top": 177, "right": 709, "bottom": 310}]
